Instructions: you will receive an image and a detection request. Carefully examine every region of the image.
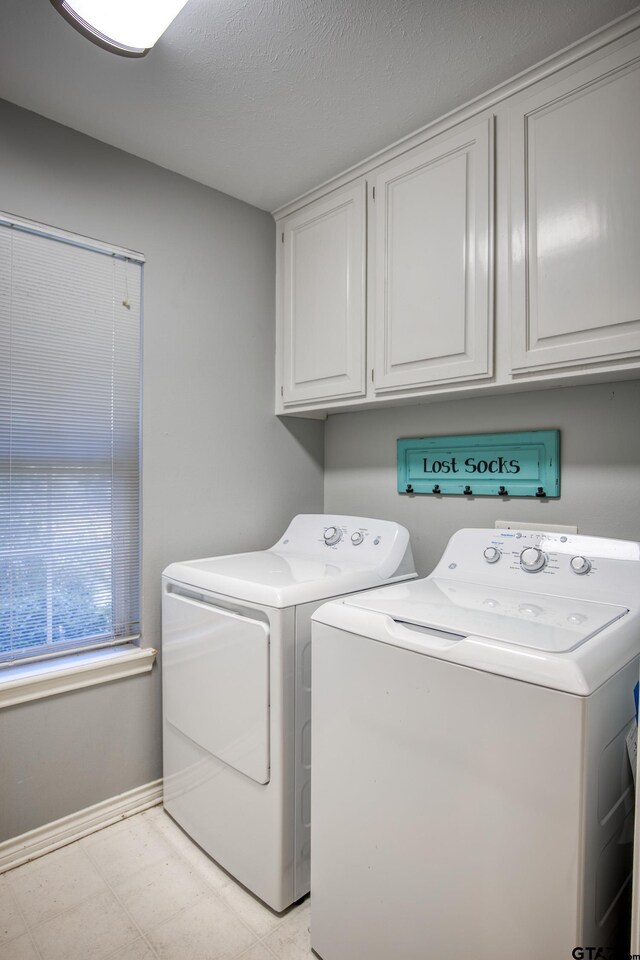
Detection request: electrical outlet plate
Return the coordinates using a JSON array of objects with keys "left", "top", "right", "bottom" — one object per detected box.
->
[{"left": 495, "top": 520, "right": 578, "bottom": 534}]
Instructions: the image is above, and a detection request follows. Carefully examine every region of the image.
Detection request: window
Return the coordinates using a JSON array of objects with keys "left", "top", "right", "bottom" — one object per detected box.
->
[{"left": 0, "top": 213, "right": 142, "bottom": 665}]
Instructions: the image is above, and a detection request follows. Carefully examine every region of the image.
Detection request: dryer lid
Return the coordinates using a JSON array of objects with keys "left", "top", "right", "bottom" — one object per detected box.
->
[
  {"left": 163, "top": 550, "right": 408, "bottom": 607},
  {"left": 162, "top": 515, "right": 416, "bottom": 607},
  {"left": 343, "top": 577, "right": 628, "bottom": 653}
]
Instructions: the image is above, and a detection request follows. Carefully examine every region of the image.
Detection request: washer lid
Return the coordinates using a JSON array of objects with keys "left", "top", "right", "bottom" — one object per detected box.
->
[{"left": 343, "top": 577, "right": 628, "bottom": 653}]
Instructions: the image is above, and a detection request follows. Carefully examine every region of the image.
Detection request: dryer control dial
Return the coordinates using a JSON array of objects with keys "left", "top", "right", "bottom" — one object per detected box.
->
[
  {"left": 323, "top": 526, "right": 342, "bottom": 546},
  {"left": 483, "top": 546, "right": 501, "bottom": 564},
  {"left": 519, "top": 546, "right": 547, "bottom": 573},
  {"left": 570, "top": 555, "right": 592, "bottom": 575}
]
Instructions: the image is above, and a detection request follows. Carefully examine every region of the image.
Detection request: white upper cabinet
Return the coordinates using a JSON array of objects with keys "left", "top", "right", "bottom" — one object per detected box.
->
[
  {"left": 280, "top": 181, "right": 366, "bottom": 406},
  {"left": 275, "top": 15, "right": 640, "bottom": 415},
  {"left": 372, "top": 117, "right": 494, "bottom": 393},
  {"left": 509, "top": 40, "right": 640, "bottom": 373}
]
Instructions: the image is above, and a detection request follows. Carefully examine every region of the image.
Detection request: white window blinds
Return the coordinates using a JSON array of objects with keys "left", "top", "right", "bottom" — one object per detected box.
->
[{"left": 0, "top": 215, "right": 142, "bottom": 665}]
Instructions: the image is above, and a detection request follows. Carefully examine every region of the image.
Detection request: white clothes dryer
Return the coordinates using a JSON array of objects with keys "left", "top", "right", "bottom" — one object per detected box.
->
[
  {"left": 161, "top": 514, "right": 415, "bottom": 911},
  {"left": 310, "top": 528, "right": 640, "bottom": 960}
]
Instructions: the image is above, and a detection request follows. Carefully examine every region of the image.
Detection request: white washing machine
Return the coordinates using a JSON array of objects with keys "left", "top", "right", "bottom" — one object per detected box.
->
[
  {"left": 310, "top": 528, "right": 640, "bottom": 960},
  {"left": 161, "top": 514, "right": 415, "bottom": 911}
]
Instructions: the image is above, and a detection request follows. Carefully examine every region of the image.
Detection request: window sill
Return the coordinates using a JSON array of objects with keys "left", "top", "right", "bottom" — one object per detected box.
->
[{"left": 0, "top": 645, "right": 157, "bottom": 709}]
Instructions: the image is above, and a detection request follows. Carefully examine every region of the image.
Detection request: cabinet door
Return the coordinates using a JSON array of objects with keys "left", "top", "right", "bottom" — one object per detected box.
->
[
  {"left": 281, "top": 182, "right": 366, "bottom": 406},
  {"left": 372, "top": 117, "right": 493, "bottom": 393},
  {"left": 509, "top": 42, "right": 640, "bottom": 373}
]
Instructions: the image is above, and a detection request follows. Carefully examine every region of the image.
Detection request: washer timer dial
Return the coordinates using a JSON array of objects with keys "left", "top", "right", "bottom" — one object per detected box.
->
[
  {"left": 519, "top": 546, "right": 547, "bottom": 573},
  {"left": 323, "top": 526, "right": 342, "bottom": 546}
]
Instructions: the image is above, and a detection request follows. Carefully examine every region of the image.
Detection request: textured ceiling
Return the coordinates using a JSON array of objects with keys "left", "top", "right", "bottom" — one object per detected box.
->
[{"left": 0, "top": 0, "right": 638, "bottom": 211}]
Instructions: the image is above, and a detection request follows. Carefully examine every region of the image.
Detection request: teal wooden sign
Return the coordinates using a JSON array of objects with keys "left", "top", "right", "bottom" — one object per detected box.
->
[{"left": 397, "top": 430, "right": 560, "bottom": 498}]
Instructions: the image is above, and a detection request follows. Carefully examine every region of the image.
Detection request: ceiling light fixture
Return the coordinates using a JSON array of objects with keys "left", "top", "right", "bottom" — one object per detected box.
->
[{"left": 49, "top": 0, "right": 190, "bottom": 58}]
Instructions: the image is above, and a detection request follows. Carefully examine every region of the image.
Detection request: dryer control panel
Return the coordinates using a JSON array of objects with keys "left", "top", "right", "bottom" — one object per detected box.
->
[{"left": 273, "top": 514, "right": 406, "bottom": 561}]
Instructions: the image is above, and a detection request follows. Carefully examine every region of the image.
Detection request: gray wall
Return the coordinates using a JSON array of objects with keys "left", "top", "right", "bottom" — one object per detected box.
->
[
  {"left": 325, "top": 380, "right": 640, "bottom": 577},
  {"left": 0, "top": 99, "right": 324, "bottom": 842}
]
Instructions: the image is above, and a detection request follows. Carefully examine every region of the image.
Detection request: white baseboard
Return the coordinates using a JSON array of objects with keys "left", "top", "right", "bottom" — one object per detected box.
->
[{"left": 0, "top": 779, "right": 163, "bottom": 874}]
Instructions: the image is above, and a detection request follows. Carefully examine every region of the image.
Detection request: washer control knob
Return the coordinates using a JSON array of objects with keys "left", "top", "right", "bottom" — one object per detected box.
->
[
  {"left": 323, "top": 526, "right": 342, "bottom": 546},
  {"left": 483, "top": 546, "right": 501, "bottom": 564},
  {"left": 351, "top": 531, "right": 364, "bottom": 546},
  {"left": 520, "top": 546, "right": 547, "bottom": 573},
  {"left": 570, "top": 555, "right": 591, "bottom": 576}
]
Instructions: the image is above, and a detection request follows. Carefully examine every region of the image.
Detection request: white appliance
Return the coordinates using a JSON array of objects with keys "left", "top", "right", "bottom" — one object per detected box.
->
[
  {"left": 162, "top": 514, "right": 415, "bottom": 911},
  {"left": 632, "top": 668, "right": 640, "bottom": 956},
  {"left": 311, "top": 528, "right": 640, "bottom": 960}
]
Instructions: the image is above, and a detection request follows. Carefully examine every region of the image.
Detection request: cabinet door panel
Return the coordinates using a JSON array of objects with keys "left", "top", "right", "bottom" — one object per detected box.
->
[
  {"left": 373, "top": 117, "right": 493, "bottom": 392},
  {"left": 509, "top": 44, "right": 640, "bottom": 372},
  {"left": 282, "top": 182, "right": 366, "bottom": 405}
]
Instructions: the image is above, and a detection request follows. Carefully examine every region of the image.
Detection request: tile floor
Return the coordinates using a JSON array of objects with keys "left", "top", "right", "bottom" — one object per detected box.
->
[{"left": 0, "top": 806, "right": 314, "bottom": 960}]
